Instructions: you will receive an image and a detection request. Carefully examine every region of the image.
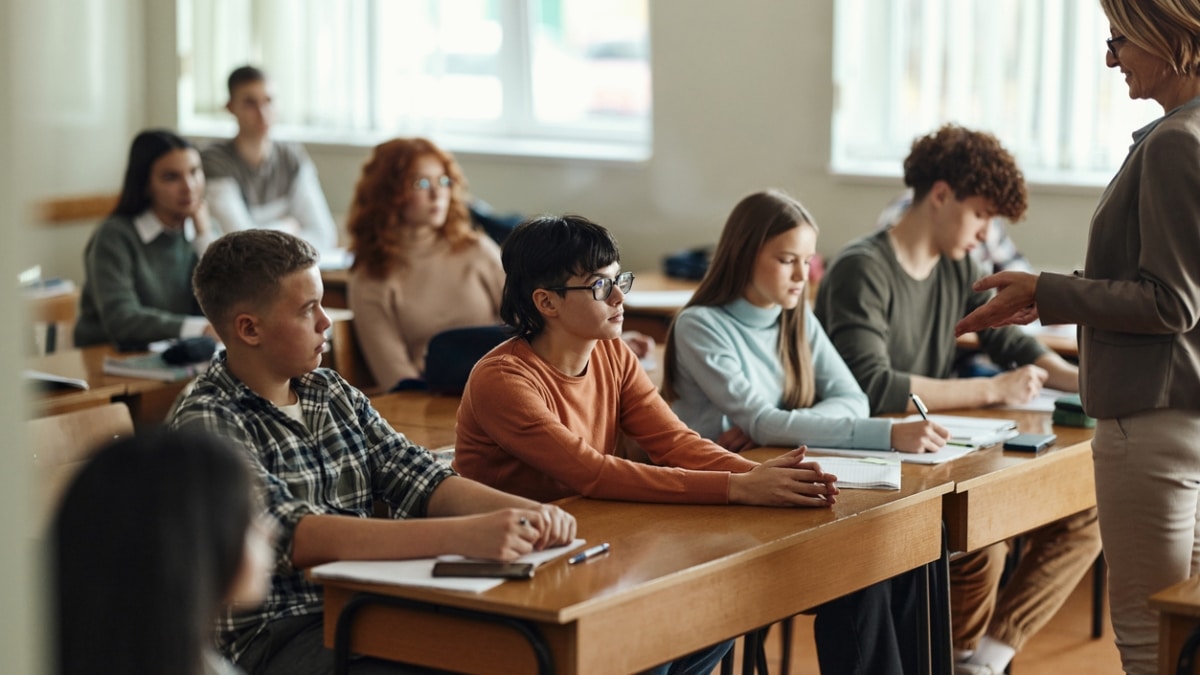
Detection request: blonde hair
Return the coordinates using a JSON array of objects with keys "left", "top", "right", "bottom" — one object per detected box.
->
[
  {"left": 662, "top": 189, "right": 818, "bottom": 410},
  {"left": 1101, "top": 0, "right": 1200, "bottom": 75}
]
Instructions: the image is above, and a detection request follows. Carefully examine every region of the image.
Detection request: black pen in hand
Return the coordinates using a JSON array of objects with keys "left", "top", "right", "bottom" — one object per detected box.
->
[{"left": 910, "top": 393, "right": 930, "bottom": 421}]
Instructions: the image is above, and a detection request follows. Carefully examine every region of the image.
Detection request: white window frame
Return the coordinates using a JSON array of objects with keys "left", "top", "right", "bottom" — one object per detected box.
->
[
  {"left": 175, "top": 0, "right": 652, "bottom": 162},
  {"left": 831, "top": 0, "right": 1161, "bottom": 188}
]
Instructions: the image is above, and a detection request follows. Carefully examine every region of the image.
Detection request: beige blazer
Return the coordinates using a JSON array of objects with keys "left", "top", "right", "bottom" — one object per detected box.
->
[{"left": 1038, "top": 97, "right": 1200, "bottom": 419}]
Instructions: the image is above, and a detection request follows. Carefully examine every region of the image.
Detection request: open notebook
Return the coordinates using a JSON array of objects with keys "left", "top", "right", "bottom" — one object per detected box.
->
[
  {"left": 311, "top": 539, "right": 586, "bottom": 594},
  {"left": 811, "top": 456, "right": 901, "bottom": 490}
]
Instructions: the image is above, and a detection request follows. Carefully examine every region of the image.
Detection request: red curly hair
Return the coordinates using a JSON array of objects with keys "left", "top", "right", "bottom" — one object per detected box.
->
[{"left": 347, "top": 137, "right": 475, "bottom": 278}]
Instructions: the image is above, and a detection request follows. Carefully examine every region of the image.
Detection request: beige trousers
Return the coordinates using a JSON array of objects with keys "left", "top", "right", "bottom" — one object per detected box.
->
[{"left": 1094, "top": 408, "right": 1200, "bottom": 675}]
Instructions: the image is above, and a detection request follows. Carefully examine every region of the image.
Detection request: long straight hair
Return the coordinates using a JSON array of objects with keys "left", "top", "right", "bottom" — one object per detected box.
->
[
  {"left": 662, "top": 189, "right": 819, "bottom": 410},
  {"left": 53, "top": 429, "right": 256, "bottom": 675},
  {"left": 112, "top": 130, "right": 196, "bottom": 218}
]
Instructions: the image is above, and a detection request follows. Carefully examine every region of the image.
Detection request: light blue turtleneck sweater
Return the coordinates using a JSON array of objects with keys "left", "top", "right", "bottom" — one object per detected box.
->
[{"left": 670, "top": 298, "right": 893, "bottom": 450}]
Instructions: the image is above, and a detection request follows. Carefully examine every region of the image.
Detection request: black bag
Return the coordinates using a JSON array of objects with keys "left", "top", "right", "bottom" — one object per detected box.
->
[
  {"left": 423, "top": 326, "right": 511, "bottom": 395},
  {"left": 161, "top": 336, "right": 218, "bottom": 365}
]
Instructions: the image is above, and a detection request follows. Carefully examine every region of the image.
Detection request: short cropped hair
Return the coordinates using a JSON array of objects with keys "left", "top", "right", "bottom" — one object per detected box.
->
[
  {"left": 500, "top": 215, "right": 620, "bottom": 339},
  {"left": 903, "top": 124, "right": 1027, "bottom": 221},
  {"left": 193, "top": 230, "right": 318, "bottom": 331},
  {"left": 227, "top": 65, "right": 266, "bottom": 99},
  {"left": 1102, "top": 0, "right": 1200, "bottom": 76}
]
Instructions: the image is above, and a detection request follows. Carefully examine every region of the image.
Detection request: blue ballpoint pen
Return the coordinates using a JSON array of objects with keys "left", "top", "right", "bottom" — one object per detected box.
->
[{"left": 568, "top": 542, "right": 611, "bottom": 565}]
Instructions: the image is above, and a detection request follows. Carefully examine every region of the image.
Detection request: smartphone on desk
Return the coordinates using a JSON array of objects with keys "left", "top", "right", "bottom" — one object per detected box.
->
[
  {"left": 431, "top": 561, "right": 535, "bottom": 579},
  {"left": 1003, "top": 433, "right": 1057, "bottom": 453}
]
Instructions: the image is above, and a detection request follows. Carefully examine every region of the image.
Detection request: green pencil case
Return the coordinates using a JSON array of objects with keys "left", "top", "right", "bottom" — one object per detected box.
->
[{"left": 1053, "top": 393, "right": 1096, "bottom": 428}]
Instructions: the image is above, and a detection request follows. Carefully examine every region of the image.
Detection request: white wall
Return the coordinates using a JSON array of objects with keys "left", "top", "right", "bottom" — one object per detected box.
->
[{"left": 39, "top": 0, "right": 1105, "bottom": 284}]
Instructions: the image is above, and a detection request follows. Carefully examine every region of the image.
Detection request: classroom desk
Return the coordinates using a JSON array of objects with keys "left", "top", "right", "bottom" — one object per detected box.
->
[
  {"left": 319, "top": 472, "right": 954, "bottom": 675},
  {"left": 955, "top": 328, "right": 1079, "bottom": 360},
  {"left": 621, "top": 272, "right": 699, "bottom": 342},
  {"left": 27, "top": 345, "right": 190, "bottom": 423},
  {"left": 904, "top": 408, "right": 1096, "bottom": 554},
  {"left": 322, "top": 268, "right": 350, "bottom": 309},
  {"left": 1150, "top": 576, "right": 1200, "bottom": 675}
]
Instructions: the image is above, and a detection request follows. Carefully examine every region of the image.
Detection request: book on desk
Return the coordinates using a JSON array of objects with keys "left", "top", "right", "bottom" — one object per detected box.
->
[{"left": 102, "top": 353, "right": 210, "bottom": 382}]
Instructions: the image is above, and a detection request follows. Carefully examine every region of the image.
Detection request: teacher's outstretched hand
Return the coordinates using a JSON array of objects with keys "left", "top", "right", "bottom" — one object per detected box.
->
[{"left": 955, "top": 270, "right": 1041, "bottom": 336}]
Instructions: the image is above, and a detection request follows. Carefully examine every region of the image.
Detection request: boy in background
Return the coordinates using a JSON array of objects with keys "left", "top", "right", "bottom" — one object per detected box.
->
[{"left": 202, "top": 66, "right": 338, "bottom": 251}]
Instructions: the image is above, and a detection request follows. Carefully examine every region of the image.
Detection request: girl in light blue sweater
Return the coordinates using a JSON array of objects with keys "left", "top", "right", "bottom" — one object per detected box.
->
[
  {"left": 663, "top": 189, "right": 950, "bottom": 675},
  {"left": 663, "top": 189, "right": 948, "bottom": 453}
]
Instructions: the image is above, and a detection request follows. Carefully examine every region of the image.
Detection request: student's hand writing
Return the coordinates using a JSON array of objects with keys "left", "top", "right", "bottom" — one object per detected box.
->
[
  {"left": 729, "top": 447, "right": 839, "bottom": 508},
  {"left": 890, "top": 419, "right": 950, "bottom": 453},
  {"left": 621, "top": 331, "right": 655, "bottom": 359},
  {"left": 527, "top": 504, "right": 577, "bottom": 551},
  {"left": 455, "top": 509, "right": 542, "bottom": 561},
  {"left": 716, "top": 426, "right": 758, "bottom": 453},
  {"left": 989, "top": 364, "right": 1048, "bottom": 406},
  {"left": 955, "top": 271, "right": 1041, "bottom": 336}
]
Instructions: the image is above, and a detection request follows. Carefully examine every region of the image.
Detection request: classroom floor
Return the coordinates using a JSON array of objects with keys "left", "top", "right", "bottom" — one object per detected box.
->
[{"left": 723, "top": 564, "right": 1123, "bottom": 674}]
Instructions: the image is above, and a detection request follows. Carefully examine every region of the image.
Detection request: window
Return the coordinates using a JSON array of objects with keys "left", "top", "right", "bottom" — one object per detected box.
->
[
  {"left": 832, "top": 0, "right": 1161, "bottom": 186},
  {"left": 177, "top": 0, "right": 651, "bottom": 158}
]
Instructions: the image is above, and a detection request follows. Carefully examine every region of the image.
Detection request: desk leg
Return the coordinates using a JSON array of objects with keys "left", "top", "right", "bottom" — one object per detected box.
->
[
  {"left": 333, "top": 592, "right": 556, "bottom": 675},
  {"left": 919, "top": 522, "right": 953, "bottom": 675},
  {"left": 926, "top": 521, "right": 955, "bottom": 672}
]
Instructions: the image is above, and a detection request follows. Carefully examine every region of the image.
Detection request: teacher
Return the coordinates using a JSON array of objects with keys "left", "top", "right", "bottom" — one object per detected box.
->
[{"left": 956, "top": 2, "right": 1200, "bottom": 672}]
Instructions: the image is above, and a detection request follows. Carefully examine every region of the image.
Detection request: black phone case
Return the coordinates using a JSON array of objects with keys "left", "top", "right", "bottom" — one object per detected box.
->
[
  {"left": 431, "top": 561, "right": 535, "bottom": 579},
  {"left": 1003, "top": 433, "right": 1056, "bottom": 452}
]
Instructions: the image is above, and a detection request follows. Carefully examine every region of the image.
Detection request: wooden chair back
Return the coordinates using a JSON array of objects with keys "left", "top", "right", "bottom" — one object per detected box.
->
[
  {"left": 28, "top": 290, "right": 80, "bottom": 354},
  {"left": 30, "top": 402, "right": 134, "bottom": 526}
]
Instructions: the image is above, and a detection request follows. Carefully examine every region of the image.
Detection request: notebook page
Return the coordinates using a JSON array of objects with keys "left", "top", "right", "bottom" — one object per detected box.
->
[{"left": 811, "top": 456, "right": 901, "bottom": 490}]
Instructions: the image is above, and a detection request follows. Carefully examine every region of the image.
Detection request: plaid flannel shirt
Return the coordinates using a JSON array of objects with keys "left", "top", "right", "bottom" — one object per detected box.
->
[{"left": 170, "top": 352, "right": 455, "bottom": 661}]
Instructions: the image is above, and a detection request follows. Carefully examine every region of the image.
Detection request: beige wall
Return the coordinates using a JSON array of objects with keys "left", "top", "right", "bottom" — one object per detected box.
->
[{"left": 37, "top": 0, "right": 1107, "bottom": 284}]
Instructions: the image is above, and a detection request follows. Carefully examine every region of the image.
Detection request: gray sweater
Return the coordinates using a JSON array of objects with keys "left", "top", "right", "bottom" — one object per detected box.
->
[
  {"left": 74, "top": 214, "right": 200, "bottom": 347},
  {"left": 815, "top": 230, "right": 1047, "bottom": 415}
]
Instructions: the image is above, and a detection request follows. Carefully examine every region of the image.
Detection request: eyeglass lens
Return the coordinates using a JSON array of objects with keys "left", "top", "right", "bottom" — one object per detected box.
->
[
  {"left": 592, "top": 272, "right": 635, "bottom": 300},
  {"left": 414, "top": 175, "right": 453, "bottom": 190}
]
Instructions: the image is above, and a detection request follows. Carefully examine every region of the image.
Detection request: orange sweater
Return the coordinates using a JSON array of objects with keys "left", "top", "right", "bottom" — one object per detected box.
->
[{"left": 453, "top": 337, "right": 758, "bottom": 503}]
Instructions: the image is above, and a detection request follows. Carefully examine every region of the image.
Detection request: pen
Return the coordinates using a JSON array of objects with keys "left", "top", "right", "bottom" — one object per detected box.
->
[
  {"left": 910, "top": 393, "right": 930, "bottom": 421},
  {"left": 568, "top": 542, "right": 611, "bottom": 565}
]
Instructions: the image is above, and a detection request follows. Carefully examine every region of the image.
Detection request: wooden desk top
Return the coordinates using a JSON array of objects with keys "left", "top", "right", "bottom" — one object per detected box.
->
[
  {"left": 321, "top": 475, "right": 951, "bottom": 673},
  {"left": 28, "top": 345, "right": 195, "bottom": 421},
  {"left": 1152, "top": 575, "right": 1200, "bottom": 618},
  {"left": 956, "top": 329, "right": 1079, "bottom": 359},
  {"left": 904, "top": 407, "right": 1096, "bottom": 552},
  {"left": 370, "top": 391, "right": 461, "bottom": 430}
]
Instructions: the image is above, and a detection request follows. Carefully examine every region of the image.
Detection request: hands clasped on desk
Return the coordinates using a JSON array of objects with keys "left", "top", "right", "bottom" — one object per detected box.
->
[{"left": 727, "top": 447, "right": 840, "bottom": 507}]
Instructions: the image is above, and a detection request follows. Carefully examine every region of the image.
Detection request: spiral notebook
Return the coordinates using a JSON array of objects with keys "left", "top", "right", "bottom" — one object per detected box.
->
[{"left": 809, "top": 455, "right": 901, "bottom": 490}]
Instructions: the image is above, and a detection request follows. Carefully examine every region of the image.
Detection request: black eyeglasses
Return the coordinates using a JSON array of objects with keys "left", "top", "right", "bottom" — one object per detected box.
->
[
  {"left": 547, "top": 271, "right": 635, "bottom": 301},
  {"left": 1106, "top": 35, "right": 1128, "bottom": 59},
  {"left": 413, "top": 175, "right": 453, "bottom": 191}
]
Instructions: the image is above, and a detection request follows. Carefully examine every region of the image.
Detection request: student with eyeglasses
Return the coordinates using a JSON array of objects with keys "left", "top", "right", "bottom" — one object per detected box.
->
[
  {"left": 454, "top": 215, "right": 839, "bottom": 507},
  {"left": 346, "top": 137, "right": 507, "bottom": 391},
  {"left": 454, "top": 214, "right": 845, "bottom": 674}
]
